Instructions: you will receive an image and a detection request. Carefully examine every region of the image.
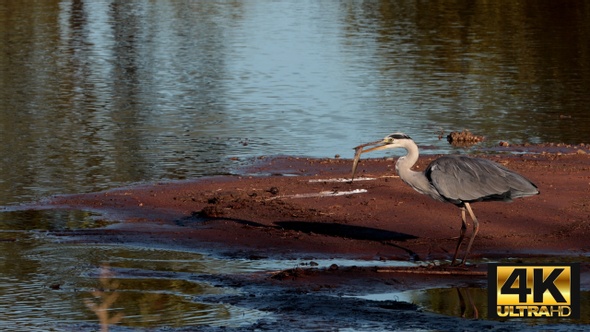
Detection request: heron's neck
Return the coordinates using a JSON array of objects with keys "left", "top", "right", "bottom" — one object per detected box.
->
[
  {"left": 395, "top": 141, "right": 430, "bottom": 192},
  {"left": 395, "top": 140, "right": 420, "bottom": 176}
]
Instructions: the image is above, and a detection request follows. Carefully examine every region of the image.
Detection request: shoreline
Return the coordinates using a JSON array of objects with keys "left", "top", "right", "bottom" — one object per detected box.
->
[{"left": 30, "top": 150, "right": 590, "bottom": 262}]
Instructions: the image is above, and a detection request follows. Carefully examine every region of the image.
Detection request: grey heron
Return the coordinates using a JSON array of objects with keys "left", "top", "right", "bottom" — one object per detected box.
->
[{"left": 351, "top": 133, "right": 539, "bottom": 265}]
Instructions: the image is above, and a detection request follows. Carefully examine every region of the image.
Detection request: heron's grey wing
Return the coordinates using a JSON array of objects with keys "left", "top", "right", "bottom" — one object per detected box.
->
[{"left": 425, "top": 156, "right": 538, "bottom": 203}]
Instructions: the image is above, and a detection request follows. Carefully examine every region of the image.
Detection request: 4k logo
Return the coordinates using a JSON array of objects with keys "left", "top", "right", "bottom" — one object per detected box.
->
[{"left": 488, "top": 263, "right": 580, "bottom": 318}]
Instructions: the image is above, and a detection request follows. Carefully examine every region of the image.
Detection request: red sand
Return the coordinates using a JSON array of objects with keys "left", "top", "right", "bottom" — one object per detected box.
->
[{"left": 37, "top": 150, "right": 590, "bottom": 264}]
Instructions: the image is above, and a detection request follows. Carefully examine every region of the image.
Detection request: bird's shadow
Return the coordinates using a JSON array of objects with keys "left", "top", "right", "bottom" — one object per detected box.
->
[
  {"left": 274, "top": 221, "right": 416, "bottom": 242},
  {"left": 177, "top": 213, "right": 419, "bottom": 260},
  {"left": 178, "top": 213, "right": 416, "bottom": 242}
]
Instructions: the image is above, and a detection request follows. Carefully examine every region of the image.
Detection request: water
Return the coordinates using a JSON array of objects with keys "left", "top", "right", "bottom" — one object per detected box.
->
[
  {"left": 0, "top": 210, "right": 272, "bottom": 330},
  {"left": 2, "top": 0, "right": 590, "bottom": 205},
  {"left": 2, "top": 0, "right": 590, "bottom": 329},
  {"left": 357, "top": 287, "right": 590, "bottom": 324},
  {"left": 0, "top": 209, "right": 417, "bottom": 330}
]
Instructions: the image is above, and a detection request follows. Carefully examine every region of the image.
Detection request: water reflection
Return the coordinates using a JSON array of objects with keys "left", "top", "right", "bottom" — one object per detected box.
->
[
  {"left": 0, "top": 209, "right": 270, "bottom": 330},
  {"left": 1, "top": 1, "right": 590, "bottom": 205},
  {"left": 0, "top": 209, "right": 421, "bottom": 330},
  {"left": 416, "top": 287, "right": 486, "bottom": 320},
  {"left": 0, "top": 209, "right": 110, "bottom": 231},
  {"left": 358, "top": 286, "right": 590, "bottom": 324}
]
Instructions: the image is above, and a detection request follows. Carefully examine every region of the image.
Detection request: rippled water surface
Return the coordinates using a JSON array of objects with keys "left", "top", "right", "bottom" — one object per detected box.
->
[
  {"left": 0, "top": 212, "right": 272, "bottom": 330},
  {"left": 2, "top": 0, "right": 590, "bottom": 205},
  {"left": 0, "top": 209, "right": 417, "bottom": 330},
  {"left": 1, "top": 0, "right": 590, "bottom": 329}
]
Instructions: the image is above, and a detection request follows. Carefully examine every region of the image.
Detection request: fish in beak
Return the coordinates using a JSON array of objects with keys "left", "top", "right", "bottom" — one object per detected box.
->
[{"left": 350, "top": 138, "right": 394, "bottom": 181}]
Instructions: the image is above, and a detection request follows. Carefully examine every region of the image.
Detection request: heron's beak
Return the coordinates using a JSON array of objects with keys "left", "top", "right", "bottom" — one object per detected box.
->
[{"left": 351, "top": 139, "right": 393, "bottom": 181}]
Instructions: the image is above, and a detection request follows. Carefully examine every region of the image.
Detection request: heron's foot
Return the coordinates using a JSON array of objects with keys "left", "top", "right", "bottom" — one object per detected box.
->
[
  {"left": 450, "top": 258, "right": 467, "bottom": 266},
  {"left": 450, "top": 252, "right": 461, "bottom": 265}
]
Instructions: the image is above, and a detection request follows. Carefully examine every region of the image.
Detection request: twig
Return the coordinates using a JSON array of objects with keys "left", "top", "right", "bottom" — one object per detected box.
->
[
  {"left": 84, "top": 265, "right": 124, "bottom": 332},
  {"left": 377, "top": 267, "right": 487, "bottom": 276}
]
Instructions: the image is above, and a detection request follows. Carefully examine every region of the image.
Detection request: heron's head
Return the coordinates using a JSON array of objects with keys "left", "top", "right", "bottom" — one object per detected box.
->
[
  {"left": 354, "top": 132, "right": 412, "bottom": 154},
  {"left": 350, "top": 132, "right": 413, "bottom": 181}
]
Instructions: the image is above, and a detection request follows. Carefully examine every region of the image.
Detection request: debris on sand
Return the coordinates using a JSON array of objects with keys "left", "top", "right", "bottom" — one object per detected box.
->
[{"left": 446, "top": 130, "right": 484, "bottom": 146}]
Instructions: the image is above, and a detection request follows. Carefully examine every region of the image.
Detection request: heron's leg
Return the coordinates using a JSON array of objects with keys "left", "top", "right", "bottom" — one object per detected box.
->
[
  {"left": 451, "top": 207, "right": 468, "bottom": 265},
  {"left": 466, "top": 288, "right": 479, "bottom": 319},
  {"left": 460, "top": 202, "right": 480, "bottom": 265}
]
